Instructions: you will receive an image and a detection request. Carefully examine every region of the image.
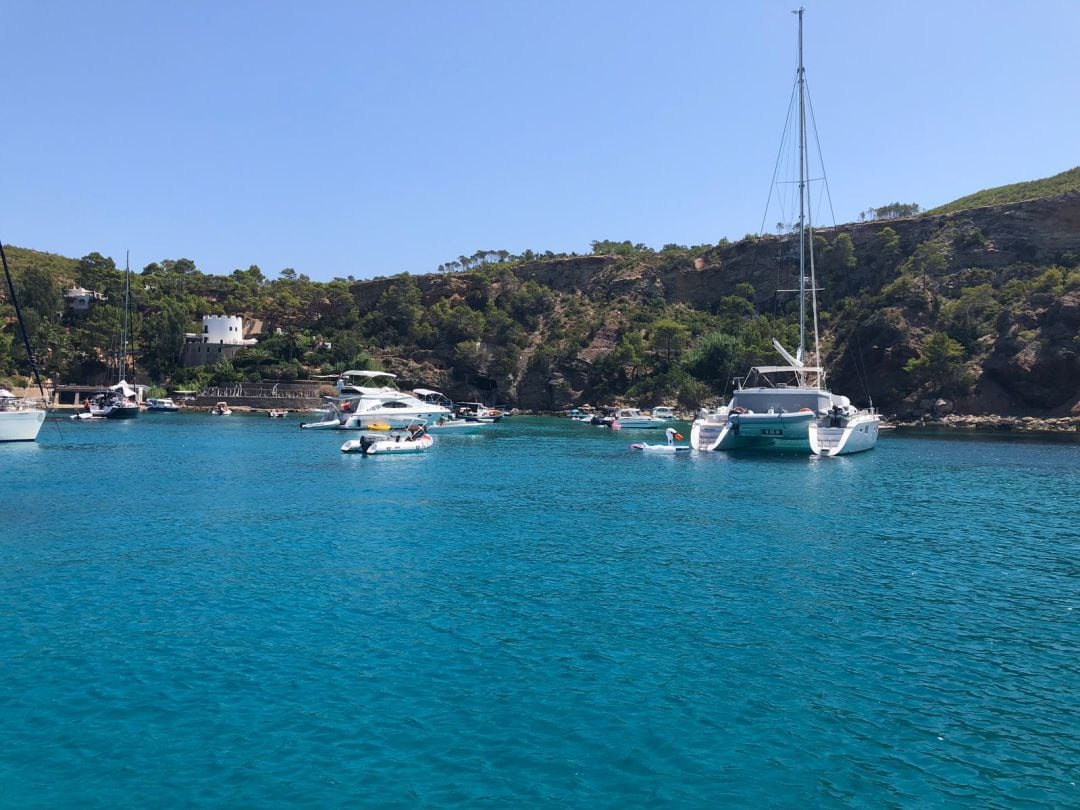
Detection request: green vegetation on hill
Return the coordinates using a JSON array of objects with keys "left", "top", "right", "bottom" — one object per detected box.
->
[
  {"left": 1, "top": 245, "right": 79, "bottom": 281},
  {"left": 2, "top": 187, "right": 1079, "bottom": 417},
  {"left": 925, "top": 166, "right": 1080, "bottom": 216}
]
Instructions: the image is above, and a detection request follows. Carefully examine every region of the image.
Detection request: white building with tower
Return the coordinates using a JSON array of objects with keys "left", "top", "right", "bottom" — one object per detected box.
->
[{"left": 181, "top": 315, "right": 259, "bottom": 366}]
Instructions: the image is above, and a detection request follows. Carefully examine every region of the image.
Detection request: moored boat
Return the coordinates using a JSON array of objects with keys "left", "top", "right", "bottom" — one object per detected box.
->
[
  {"left": 0, "top": 241, "right": 48, "bottom": 442},
  {"left": 690, "top": 9, "right": 878, "bottom": 456},
  {"left": 85, "top": 380, "right": 141, "bottom": 419},
  {"left": 611, "top": 408, "right": 666, "bottom": 429},
  {"left": 146, "top": 397, "right": 180, "bottom": 413},
  {"left": 341, "top": 423, "right": 433, "bottom": 454},
  {"left": 454, "top": 401, "right": 502, "bottom": 422},
  {"left": 211, "top": 401, "right": 232, "bottom": 415},
  {"left": 87, "top": 253, "right": 140, "bottom": 420},
  {"left": 301, "top": 371, "right": 452, "bottom": 430},
  {"left": 0, "top": 388, "right": 47, "bottom": 442}
]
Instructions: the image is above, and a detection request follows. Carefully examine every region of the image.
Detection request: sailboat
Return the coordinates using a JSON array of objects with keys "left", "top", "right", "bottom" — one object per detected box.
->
[
  {"left": 86, "top": 252, "right": 140, "bottom": 419},
  {"left": 690, "top": 8, "right": 879, "bottom": 456},
  {"left": 0, "top": 241, "right": 48, "bottom": 442}
]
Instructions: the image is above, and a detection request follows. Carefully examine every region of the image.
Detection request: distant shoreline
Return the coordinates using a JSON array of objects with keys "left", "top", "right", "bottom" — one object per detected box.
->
[
  {"left": 886, "top": 414, "right": 1079, "bottom": 439},
  {"left": 29, "top": 395, "right": 1080, "bottom": 437}
]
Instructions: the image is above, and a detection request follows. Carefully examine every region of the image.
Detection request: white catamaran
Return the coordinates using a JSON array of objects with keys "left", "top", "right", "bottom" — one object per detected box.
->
[{"left": 690, "top": 8, "right": 879, "bottom": 457}]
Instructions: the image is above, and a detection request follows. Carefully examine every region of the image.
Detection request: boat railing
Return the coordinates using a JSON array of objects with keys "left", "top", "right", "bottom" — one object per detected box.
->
[
  {"left": 202, "top": 385, "right": 315, "bottom": 400},
  {"left": 0, "top": 396, "right": 47, "bottom": 411}
]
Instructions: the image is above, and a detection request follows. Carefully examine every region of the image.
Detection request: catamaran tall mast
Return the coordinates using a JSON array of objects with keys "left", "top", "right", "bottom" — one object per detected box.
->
[
  {"left": 794, "top": 7, "right": 824, "bottom": 389},
  {"left": 796, "top": 7, "right": 807, "bottom": 365}
]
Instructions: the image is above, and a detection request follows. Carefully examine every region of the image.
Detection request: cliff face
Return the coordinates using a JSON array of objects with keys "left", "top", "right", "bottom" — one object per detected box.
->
[{"left": 348, "top": 194, "right": 1080, "bottom": 416}]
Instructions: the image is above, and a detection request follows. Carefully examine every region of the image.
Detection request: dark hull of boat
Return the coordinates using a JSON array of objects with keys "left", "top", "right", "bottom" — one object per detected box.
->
[{"left": 106, "top": 406, "right": 141, "bottom": 419}]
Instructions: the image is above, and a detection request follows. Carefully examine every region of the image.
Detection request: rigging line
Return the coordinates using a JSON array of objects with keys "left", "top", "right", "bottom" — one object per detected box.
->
[
  {"left": 852, "top": 326, "right": 875, "bottom": 410},
  {"left": 803, "top": 79, "right": 838, "bottom": 227},
  {"left": 759, "top": 80, "right": 800, "bottom": 237}
]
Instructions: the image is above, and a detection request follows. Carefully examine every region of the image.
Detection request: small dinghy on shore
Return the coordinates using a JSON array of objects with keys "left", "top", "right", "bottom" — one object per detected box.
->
[
  {"left": 631, "top": 428, "right": 690, "bottom": 454},
  {"left": 341, "top": 422, "right": 433, "bottom": 455}
]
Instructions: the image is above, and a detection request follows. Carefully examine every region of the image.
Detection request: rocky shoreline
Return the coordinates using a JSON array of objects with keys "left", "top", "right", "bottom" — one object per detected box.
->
[{"left": 887, "top": 413, "right": 1080, "bottom": 435}]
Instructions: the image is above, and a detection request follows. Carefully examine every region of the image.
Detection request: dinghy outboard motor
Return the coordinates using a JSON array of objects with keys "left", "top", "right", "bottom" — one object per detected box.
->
[{"left": 359, "top": 435, "right": 375, "bottom": 453}]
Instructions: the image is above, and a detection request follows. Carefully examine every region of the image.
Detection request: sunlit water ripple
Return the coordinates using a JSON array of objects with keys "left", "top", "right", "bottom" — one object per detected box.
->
[{"left": 1, "top": 415, "right": 1077, "bottom": 807}]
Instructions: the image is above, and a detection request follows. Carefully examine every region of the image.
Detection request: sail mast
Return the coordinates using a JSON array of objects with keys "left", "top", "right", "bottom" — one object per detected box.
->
[
  {"left": 120, "top": 250, "right": 130, "bottom": 383},
  {"left": 795, "top": 6, "right": 825, "bottom": 389},
  {"left": 796, "top": 7, "right": 807, "bottom": 370}
]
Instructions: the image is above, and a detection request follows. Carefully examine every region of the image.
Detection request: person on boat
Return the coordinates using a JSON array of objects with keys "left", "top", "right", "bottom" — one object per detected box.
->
[{"left": 665, "top": 427, "right": 677, "bottom": 446}]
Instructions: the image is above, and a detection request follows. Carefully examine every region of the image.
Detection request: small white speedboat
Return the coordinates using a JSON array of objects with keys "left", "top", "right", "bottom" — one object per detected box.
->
[
  {"left": 146, "top": 397, "right": 180, "bottom": 413},
  {"left": 611, "top": 407, "right": 666, "bottom": 429},
  {"left": 341, "top": 425, "right": 433, "bottom": 455},
  {"left": 631, "top": 428, "right": 690, "bottom": 454}
]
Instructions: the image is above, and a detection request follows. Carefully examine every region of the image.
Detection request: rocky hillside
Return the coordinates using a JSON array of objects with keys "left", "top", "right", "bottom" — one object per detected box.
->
[
  {"left": 346, "top": 193, "right": 1080, "bottom": 418},
  {"left": 3, "top": 191, "right": 1079, "bottom": 421}
]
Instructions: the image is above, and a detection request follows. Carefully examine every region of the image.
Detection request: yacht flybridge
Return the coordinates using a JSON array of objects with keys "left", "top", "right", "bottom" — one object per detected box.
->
[
  {"left": 300, "top": 371, "right": 453, "bottom": 430},
  {"left": 690, "top": 9, "right": 879, "bottom": 456}
]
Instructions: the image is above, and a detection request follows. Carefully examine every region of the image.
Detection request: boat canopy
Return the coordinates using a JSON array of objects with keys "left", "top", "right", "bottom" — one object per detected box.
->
[
  {"left": 109, "top": 380, "right": 137, "bottom": 396},
  {"left": 750, "top": 365, "right": 824, "bottom": 375},
  {"left": 341, "top": 370, "right": 396, "bottom": 379}
]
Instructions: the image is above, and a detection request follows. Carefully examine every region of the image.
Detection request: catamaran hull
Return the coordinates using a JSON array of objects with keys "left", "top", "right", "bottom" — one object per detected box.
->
[
  {"left": 0, "top": 410, "right": 46, "bottom": 442},
  {"left": 809, "top": 415, "right": 880, "bottom": 456},
  {"left": 691, "top": 411, "right": 815, "bottom": 451}
]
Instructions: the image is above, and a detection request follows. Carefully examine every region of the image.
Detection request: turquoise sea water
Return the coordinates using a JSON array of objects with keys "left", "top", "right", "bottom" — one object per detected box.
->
[{"left": 1, "top": 415, "right": 1077, "bottom": 808}]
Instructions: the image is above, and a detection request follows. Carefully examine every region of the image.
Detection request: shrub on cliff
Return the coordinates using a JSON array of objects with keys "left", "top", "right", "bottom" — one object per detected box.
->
[{"left": 904, "top": 332, "right": 974, "bottom": 396}]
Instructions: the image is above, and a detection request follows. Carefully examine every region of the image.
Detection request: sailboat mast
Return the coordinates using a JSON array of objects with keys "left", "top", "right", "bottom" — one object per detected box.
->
[
  {"left": 121, "top": 251, "right": 130, "bottom": 382},
  {"left": 796, "top": 7, "right": 807, "bottom": 366}
]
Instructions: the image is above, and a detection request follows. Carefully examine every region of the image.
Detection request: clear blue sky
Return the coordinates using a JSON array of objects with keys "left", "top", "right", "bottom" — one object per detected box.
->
[{"left": 5, "top": 1, "right": 1078, "bottom": 282}]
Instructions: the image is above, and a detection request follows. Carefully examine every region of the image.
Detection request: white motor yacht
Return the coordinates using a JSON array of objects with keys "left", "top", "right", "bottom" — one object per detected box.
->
[
  {"left": 301, "top": 371, "right": 453, "bottom": 430},
  {"left": 611, "top": 408, "right": 666, "bottom": 429}
]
